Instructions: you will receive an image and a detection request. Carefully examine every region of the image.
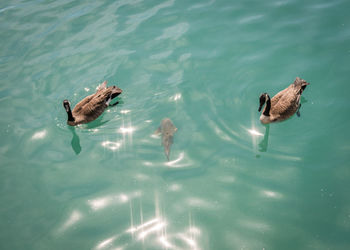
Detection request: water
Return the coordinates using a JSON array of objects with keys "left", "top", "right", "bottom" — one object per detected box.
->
[{"left": 1, "top": 0, "right": 350, "bottom": 249}]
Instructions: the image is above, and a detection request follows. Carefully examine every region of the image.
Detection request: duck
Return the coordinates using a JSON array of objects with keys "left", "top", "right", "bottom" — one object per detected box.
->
[
  {"left": 258, "top": 77, "right": 309, "bottom": 124},
  {"left": 63, "top": 81, "right": 122, "bottom": 126}
]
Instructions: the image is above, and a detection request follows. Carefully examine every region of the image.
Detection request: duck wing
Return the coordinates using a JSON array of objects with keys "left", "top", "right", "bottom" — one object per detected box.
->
[
  {"left": 72, "top": 93, "right": 96, "bottom": 113},
  {"left": 72, "top": 81, "right": 106, "bottom": 113},
  {"left": 270, "top": 84, "right": 293, "bottom": 107},
  {"left": 270, "top": 87, "right": 300, "bottom": 119},
  {"left": 72, "top": 89, "right": 111, "bottom": 123}
]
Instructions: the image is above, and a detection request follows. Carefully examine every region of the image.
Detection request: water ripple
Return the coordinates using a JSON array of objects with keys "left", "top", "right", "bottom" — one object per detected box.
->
[
  {"left": 188, "top": 0, "right": 215, "bottom": 11},
  {"left": 117, "top": 0, "right": 174, "bottom": 36},
  {"left": 149, "top": 50, "right": 173, "bottom": 60},
  {"left": 156, "top": 22, "right": 190, "bottom": 40},
  {"left": 1, "top": 0, "right": 349, "bottom": 249}
]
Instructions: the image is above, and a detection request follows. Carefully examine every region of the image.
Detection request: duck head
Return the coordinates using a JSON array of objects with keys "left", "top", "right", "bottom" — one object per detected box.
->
[
  {"left": 258, "top": 93, "right": 271, "bottom": 116},
  {"left": 111, "top": 86, "right": 123, "bottom": 99},
  {"left": 63, "top": 100, "right": 75, "bottom": 125},
  {"left": 294, "top": 77, "right": 310, "bottom": 93},
  {"left": 258, "top": 93, "right": 267, "bottom": 112}
]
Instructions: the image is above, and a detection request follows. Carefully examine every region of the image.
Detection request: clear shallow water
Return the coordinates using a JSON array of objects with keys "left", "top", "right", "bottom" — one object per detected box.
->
[{"left": 1, "top": 0, "right": 350, "bottom": 249}]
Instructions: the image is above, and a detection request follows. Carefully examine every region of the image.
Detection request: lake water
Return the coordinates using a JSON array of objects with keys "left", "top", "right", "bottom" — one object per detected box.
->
[{"left": 1, "top": 0, "right": 350, "bottom": 249}]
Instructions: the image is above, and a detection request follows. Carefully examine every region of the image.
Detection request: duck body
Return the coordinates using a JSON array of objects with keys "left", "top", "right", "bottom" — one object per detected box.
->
[
  {"left": 63, "top": 81, "right": 122, "bottom": 126},
  {"left": 258, "top": 77, "right": 309, "bottom": 124}
]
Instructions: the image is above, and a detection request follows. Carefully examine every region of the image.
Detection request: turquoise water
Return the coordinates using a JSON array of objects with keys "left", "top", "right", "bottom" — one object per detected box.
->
[{"left": 1, "top": 0, "right": 350, "bottom": 249}]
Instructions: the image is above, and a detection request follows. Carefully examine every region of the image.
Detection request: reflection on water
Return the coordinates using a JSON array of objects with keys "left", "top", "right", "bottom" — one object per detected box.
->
[
  {"left": 3, "top": 0, "right": 348, "bottom": 248},
  {"left": 258, "top": 124, "right": 270, "bottom": 152},
  {"left": 57, "top": 190, "right": 202, "bottom": 249},
  {"left": 87, "top": 192, "right": 134, "bottom": 211},
  {"left": 69, "top": 127, "right": 81, "bottom": 155},
  {"left": 299, "top": 96, "right": 308, "bottom": 117},
  {"left": 118, "top": 126, "right": 135, "bottom": 134},
  {"left": 120, "top": 109, "right": 131, "bottom": 114},
  {"left": 117, "top": 110, "right": 135, "bottom": 149},
  {"left": 95, "top": 235, "right": 119, "bottom": 250},
  {"left": 168, "top": 183, "right": 182, "bottom": 192},
  {"left": 247, "top": 124, "right": 265, "bottom": 154},
  {"left": 101, "top": 140, "right": 121, "bottom": 151},
  {"left": 131, "top": 218, "right": 166, "bottom": 240},
  {"left": 169, "top": 93, "right": 182, "bottom": 102},
  {"left": 100, "top": 111, "right": 135, "bottom": 152},
  {"left": 165, "top": 151, "right": 191, "bottom": 168},
  {"left": 261, "top": 189, "right": 283, "bottom": 199},
  {"left": 125, "top": 194, "right": 201, "bottom": 249},
  {"left": 248, "top": 128, "right": 263, "bottom": 137},
  {"left": 58, "top": 210, "right": 83, "bottom": 233},
  {"left": 31, "top": 129, "right": 47, "bottom": 140},
  {"left": 126, "top": 214, "right": 200, "bottom": 249}
]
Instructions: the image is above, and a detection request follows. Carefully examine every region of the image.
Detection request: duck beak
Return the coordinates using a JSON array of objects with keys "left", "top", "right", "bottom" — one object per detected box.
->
[
  {"left": 258, "top": 104, "right": 263, "bottom": 112},
  {"left": 63, "top": 100, "right": 70, "bottom": 112},
  {"left": 65, "top": 104, "right": 71, "bottom": 113}
]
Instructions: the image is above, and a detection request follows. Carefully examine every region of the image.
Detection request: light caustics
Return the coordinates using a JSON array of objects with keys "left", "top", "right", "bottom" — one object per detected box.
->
[
  {"left": 101, "top": 140, "right": 121, "bottom": 151},
  {"left": 31, "top": 129, "right": 47, "bottom": 140},
  {"left": 246, "top": 111, "right": 264, "bottom": 138},
  {"left": 90, "top": 191, "right": 202, "bottom": 249},
  {"left": 165, "top": 151, "right": 192, "bottom": 168},
  {"left": 118, "top": 109, "right": 136, "bottom": 148},
  {"left": 124, "top": 195, "right": 202, "bottom": 249},
  {"left": 88, "top": 196, "right": 113, "bottom": 211},
  {"left": 132, "top": 219, "right": 166, "bottom": 240},
  {"left": 126, "top": 217, "right": 201, "bottom": 249},
  {"left": 57, "top": 210, "right": 83, "bottom": 233},
  {"left": 247, "top": 128, "right": 263, "bottom": 136},
  {"left": 261, "top": 190, "right": 283, "bottom": 199},
  {"left": 95, "top": 236, "right": 118, "bottom": 250},
  {"left": 118, "top": 126, "right": 135, "bottom": 134},
  {"left": 169, "top": 93, "right": 182, "bottom": 102},
  {"left": 101, "top": 110, "right": 135, "bottom": 151},
  {"left": 120, "top": 109, "right": 131, "bottom": 114},
  {"left": 87, "top": 192, "right": 141, "bottom": 211},
  {"left": 246, "top": 122, "right": 265, "bottom": 152},
  {"left": 61, "top": 191, "right": 201, "bottom": 249}
]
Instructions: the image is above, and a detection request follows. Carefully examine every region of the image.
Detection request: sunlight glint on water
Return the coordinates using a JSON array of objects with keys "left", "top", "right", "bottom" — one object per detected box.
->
[{"left": 0, "top": 0, "right": 350, "bottom": 249}]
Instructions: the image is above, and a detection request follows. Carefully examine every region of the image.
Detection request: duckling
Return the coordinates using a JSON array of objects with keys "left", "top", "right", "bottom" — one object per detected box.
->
[
  {"left": 258, "top": 77, "right": 309, "bottom": 124},
  {"left": 63, "top": 81, "right": 122, "bottom": 126}
]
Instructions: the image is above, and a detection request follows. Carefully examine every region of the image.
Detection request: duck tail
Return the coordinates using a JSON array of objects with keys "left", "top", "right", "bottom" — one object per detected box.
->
[{"left": 97, "top": 81, "right": 108, "bottom": 91}]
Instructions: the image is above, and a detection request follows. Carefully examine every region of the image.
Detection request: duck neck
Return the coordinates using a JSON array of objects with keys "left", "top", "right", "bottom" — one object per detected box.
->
[
  {"left": 66, "top": 106, "right": 75, "bottom": 122},
  {"left": 263, "top": 94, "right": 271, "bottom": 116}
]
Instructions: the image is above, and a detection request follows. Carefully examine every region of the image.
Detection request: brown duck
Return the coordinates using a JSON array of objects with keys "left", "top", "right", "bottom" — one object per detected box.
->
[
  {"left": 63, "top": 81, "right": 122, "bottom": 126},
  {"left": 258, "top": 77, "right": 309, "bottom": 124}
]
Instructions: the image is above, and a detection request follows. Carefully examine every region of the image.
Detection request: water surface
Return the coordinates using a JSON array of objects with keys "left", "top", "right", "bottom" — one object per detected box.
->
[{"left": 1, "top": 0, "right": 350, "bottom": 249}]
